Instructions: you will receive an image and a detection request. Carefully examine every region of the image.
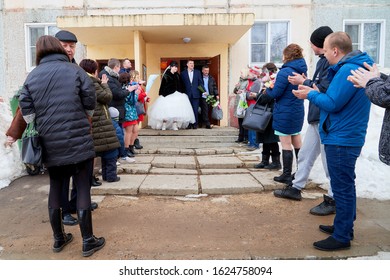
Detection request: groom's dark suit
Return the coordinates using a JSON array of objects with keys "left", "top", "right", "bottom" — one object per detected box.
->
[{"left": 181, "top": 68, "right": 203, "bottom": 128}]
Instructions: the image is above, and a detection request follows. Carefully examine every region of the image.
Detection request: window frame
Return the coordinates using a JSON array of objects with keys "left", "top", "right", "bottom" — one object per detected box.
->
[
  {"left": 24, "top": 23, "right": 58, "bottom": 72},
  {"left": 249, "top": 20, "right": 291, "bottom": 68},
  {"left": 343, "top": 19, "right": 386, "bottom": 66}
]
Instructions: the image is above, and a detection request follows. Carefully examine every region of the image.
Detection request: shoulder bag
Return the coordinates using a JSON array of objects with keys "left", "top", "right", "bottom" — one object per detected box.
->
[
  {"left": 242, "top": 93, "right": 272, "bottom": 133},
  {"left": 21, "top": 121, "right": 42, "bottom": 166}
]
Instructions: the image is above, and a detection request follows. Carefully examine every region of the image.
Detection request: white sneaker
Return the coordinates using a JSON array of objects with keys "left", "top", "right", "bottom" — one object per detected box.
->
[
  {"left": 162, "top": 122, "right": 166, "bottom": 130},
  {"left": 172, "top": 122, "right": 178, "bottom": 130},
  {"left": 116, "top": 161, "right": 121, "bottom": 166},
  {"left": 120, "top": 157, "right": 135, "bottom": 164}
]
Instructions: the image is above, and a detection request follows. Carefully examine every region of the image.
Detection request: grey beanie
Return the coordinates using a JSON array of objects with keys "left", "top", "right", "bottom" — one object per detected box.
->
[{"left": 108, "top": 107, "right": 119, "bottom": 119}]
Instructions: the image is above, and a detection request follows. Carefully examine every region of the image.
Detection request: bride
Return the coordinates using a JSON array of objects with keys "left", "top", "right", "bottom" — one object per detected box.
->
[{"left": 148, "top": 61, "right": 195, "bottom": 130}]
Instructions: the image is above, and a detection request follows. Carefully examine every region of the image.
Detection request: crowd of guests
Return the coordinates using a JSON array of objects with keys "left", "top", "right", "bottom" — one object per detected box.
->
[
  {"left": 3, "top": 24, "right": 389, "bottom": 257},
  {"left": 233, "top": 26, "right": 388, "bottom": 252}
]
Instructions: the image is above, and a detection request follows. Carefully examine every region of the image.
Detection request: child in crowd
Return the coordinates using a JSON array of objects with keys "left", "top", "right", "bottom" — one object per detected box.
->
[{"left": 108, "top": 106, "right": 135, "bottom": 165}]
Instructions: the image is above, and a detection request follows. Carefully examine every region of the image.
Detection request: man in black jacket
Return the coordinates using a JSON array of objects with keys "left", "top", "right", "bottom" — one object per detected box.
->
[
  {"left": 199, "top": 65, "right": 219, "bottom": 129},
  {"left": 55, "top": 30, "right": 99, "bottom": 226},
  {"left": 273, "top": 26, "right": 336, "bottom": 216}
]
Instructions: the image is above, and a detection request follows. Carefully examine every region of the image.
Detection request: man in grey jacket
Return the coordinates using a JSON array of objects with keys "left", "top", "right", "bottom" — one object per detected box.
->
[
  {"left": 348, "top": 62, "right": 390, "bottom": 166},
  {"left": 273, "top": 26, "right": 336, "bottom": 216}
]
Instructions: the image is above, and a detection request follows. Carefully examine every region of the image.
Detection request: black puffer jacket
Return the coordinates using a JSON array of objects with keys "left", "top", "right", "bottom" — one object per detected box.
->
[
  {"left": 302, "top": 54, "right": 330, "bottom": 124},
  {"left": 19, "top": 53, "right": 96, "bottom": 167},
  {"left": 99, "top": 66, "right": 129, "bottom": 124},
  {"left": 366, "top": 73, "right": 390, "bottom": 165}
]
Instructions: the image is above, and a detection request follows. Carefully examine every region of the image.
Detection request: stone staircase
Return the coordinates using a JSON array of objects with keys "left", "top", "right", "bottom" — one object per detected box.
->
[{"left": 91, "top": 127, "right": 322, "bottom": 197}]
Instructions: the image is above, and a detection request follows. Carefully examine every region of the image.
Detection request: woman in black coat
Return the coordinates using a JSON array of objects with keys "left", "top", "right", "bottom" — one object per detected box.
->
[
  {"left": 19, "top": 35, "right": 105, "bottom": 257},
  {"left": 254, "top": 63, "right": 281, "bottom": 170}
]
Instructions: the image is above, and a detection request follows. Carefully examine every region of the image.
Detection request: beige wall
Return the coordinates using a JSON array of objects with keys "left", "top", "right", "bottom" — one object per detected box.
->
[
  {"left": 86, "top": 44, "right": 134, "bottom": 61},
  {"left": 86, "top": 41, "right": 229, "bottom": 126}
]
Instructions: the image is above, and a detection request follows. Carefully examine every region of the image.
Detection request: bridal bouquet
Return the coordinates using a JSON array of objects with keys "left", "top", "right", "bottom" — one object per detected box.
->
[{"left": 206, "top": 95, "right": 219, "bottom": 107}]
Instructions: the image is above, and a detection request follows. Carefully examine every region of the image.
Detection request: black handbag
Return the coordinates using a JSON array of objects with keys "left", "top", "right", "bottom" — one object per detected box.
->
[
  {"left": 242, "top": 94, "right": 272, "bottom": 133},
  {"left": 21, "top": 121, "right": 42, "bottom": 166}
]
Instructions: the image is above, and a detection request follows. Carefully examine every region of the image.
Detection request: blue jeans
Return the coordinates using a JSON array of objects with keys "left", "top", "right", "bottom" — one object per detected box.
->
[
  {"left": 247, "top": 130, "right": 259, "bottom": 148},
  {"left": 325, "top": 145, "right": 361, "bottom": 243}
]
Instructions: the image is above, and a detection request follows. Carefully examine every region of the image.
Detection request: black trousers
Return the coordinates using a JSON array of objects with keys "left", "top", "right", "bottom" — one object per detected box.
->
[
  {"left": 238, "top": 118, "right": 248, "bottom": 141},
  {"left": 59, "top": 158, "right": 93, "bottom": 215},
  {"left": 101, "top": 157, "right": 118, "bottom": 182},
  {"left": 199, "top": 98, "right": 210, "bottom": 126},
  {"left": 262, "top": 142, "right": 280, "bottom": 156}
]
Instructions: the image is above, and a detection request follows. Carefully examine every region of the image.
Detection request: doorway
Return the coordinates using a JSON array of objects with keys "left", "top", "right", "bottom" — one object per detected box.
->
[{"left": 160, "top": 55, "right": 220, "bottom": 126}]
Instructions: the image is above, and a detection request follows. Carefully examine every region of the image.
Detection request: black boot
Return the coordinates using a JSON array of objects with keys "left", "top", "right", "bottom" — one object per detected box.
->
[
  {"left": 129, "top": 145, "right": 136, "bottom": 156},
  {"left": 274, "top": 150, "right": 293, "bottom": 184},
  {"left": 134, "top": 138, "right": 143, "bottom": 149},
  {"left": 254, "top": 154, "right": 270, "bottom": 169},
  {"left": 78, "top": 209, "right": 105, "bottom": 257},
  {"left": 264, "top": 154, "right": 282, "bottom": 170},
  {"left": 49, "top": 208, "right": 73, "bottom": 252},
  {"left": 91, "top": 175, "right": 102, "bottom": 187},
  {"left": 126, "top": 147, "right": 134, "bottom": 158},
  {"left": 294, "top": 148, "right": 300, "bottom": 170}
]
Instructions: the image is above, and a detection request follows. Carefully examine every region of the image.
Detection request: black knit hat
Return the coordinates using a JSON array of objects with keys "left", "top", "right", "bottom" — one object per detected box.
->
[
  {"left": 55, "top": 30, "right": 78, "bottom": 43},
  {"left": 310, "top": 26, "right": 333, "bottom": 48}
]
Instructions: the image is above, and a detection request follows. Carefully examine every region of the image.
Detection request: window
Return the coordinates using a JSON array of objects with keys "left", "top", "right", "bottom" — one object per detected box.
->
[
  {"left": 25, "top": 23, "right": 60, "bottom": 71},
  {"left": 344, "top": 20, "right": 385, "bottom": 65},
  {"left": 250, "top": 21, "right": 289, "bottom": 66}
]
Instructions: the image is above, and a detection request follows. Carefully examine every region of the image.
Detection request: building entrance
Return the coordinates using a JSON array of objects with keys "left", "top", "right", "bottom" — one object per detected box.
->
[{"left": 160, "top": 56, "right": 220, "bottom": 126}]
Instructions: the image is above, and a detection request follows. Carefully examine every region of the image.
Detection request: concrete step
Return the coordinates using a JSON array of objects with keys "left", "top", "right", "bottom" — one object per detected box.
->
[
  {"left": 137, "top": 126, "right": 239, "bottom": 149},
  {"left": 92, "top": 151, "right": 322, "bottom": 197}
]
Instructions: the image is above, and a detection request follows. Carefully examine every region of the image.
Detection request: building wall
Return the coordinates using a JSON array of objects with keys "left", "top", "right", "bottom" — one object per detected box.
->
[{"left": 1, "top": 0, "right": 389, "bottom": 125}]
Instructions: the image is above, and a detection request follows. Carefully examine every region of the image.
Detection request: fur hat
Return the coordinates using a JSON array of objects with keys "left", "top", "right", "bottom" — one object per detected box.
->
[
  {"left": 310, "top": 26, "right": 333, "bottom": 48},
  {"left": 108, "top": 107, "right": 119, "bottom": 119},
  {"left": 55, "top": 30, "right": 78, "bottom": 43}
]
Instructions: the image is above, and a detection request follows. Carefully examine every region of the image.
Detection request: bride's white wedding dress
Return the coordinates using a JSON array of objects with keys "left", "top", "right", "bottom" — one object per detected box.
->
[{"left": 147, "top": 91, "right": 195, "bottom": 130}]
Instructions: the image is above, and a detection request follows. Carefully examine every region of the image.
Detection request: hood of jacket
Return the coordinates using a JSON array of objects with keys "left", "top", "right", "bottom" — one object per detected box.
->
[
  {"left": 104, "top": 65, "right": 119, "bottom": 78},
  {"left": 328, "top": 50, "right": 372, "bottom": 82}
]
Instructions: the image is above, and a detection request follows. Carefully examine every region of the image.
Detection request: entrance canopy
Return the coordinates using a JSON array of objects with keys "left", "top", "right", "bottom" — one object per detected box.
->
[{"left": 57, "top": 13, "right": 255, "bottom": 45}]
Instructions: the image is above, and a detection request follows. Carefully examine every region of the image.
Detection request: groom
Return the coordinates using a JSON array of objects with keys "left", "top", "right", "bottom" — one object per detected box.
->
[{"left": 181, "top": 59, "right": 203, "bottom": 129}]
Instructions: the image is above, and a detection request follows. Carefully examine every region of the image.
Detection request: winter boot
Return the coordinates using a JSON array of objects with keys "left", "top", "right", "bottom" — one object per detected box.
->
[
  {"left": 49, "top": 208, "right": 73, "bottom": 253},
  {"left": 274, "top": 150, "right": 293, "bottom": 184},
  {"left": 254, "top": 154, "right": 270, "bottom": 169},
  {"left": 264, "top": 153, "right": 282, "bottom": 170},
  {"left": 310, "top": 194, "right": 336, "bottom": 216},
  {"left": 134, "top": 138, "right": 143, "bottom": 149},
  {"left": 78, "top": 209, "right": 105, "bottom": 257},
  {"left": 129, "top": 145, "right": 136, "bottom": 156},
  {"left": 126, "top": 146, "right": 135, "bottom": 158}
]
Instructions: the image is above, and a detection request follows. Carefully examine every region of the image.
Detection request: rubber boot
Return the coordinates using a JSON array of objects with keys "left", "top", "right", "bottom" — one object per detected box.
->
[
  {"left": 134, "top": 138, "right": 143, "bottom": 149},
  {"left": 254, "top": 154, "right": 270, "bottom": 169},
  {"left": 274, "top": 150, "right": 293, "bottom": 184},
  {"left": 265, "top": 153, "right": 282, "bottom": 170},
  {"left": 49, "top": 208, "right": 73, "bottom": 252},
  {"left": 78, "top": 209, "right": 105, "bottom": 257}
]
